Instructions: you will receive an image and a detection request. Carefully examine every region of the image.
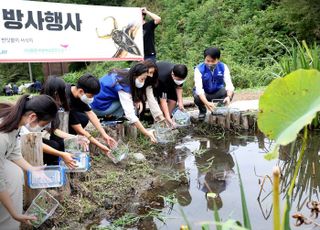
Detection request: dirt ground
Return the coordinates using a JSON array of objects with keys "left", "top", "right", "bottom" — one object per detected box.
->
[
  {"left": 23, "top": 90, "right": 263, "bottom": 229},
  {"left": 232, "top": 90, "right": 263, "bottom": 101}
]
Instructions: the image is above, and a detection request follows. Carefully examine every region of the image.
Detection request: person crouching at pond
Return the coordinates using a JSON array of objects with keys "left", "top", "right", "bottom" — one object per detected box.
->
[
  {"left": 65, "top": 74, "right": 117, "bottom": 160},
  {"left": 0, "top": 94, "right": 58, "bottom": 229},
  {"left": 193, "top": 47, "right": 235, "bottom": 121},
  {"left": 155, "top": 61, "right": 188, "bottom": 127},
  {"left": 140, "top": 60, "right": 171, "bottom": 124},
  {"left": 90, "top": 63, "right": 158, "bottom": 143},
  {"left": 38, "top": 76, "right": 89, "bottom": 169}
]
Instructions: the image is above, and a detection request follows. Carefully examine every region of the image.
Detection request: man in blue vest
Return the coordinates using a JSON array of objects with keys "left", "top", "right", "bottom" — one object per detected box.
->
[{"left": 193, "top": 47, "right": 235, "bottom": 121}]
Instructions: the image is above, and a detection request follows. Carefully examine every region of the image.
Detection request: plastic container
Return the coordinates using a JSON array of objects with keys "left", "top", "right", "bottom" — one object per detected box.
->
[
  {"left": 109, "top": 141, "right": 129, "bottom": 164},
  {"left": 59, "top": 152, "right": 90, "bottom": 172},
  {"left": 153, "top": 122, "right": 176, "bottom": 144},
  {"left": 64, "top": 135, "right": 89, "bottom": 153},
  {"left": 24, "top": 190, "right": 60, "bottom": 228},
  {"left": 27, "top": 166, "right": 66, "bottom": 189},
  {"left": 172, "top": 109, "right": 191, "bottom": 127},
  {"left": 64, "top": 136, "right": 80, "bottom": 153}
]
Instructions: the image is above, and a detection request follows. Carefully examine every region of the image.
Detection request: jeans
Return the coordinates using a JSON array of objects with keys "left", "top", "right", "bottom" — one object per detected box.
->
[
  {"left": 193, "top": 88, "right": 227, "bottom": 114},
  {"left": 92, "top": 101, "right": 124, "bottom": 119}
]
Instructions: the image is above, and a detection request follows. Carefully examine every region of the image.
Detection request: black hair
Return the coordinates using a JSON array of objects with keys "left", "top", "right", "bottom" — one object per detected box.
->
[
  {"left": 204, "top": 47, "right": 221, "bottom": 59},
  {"left": 117, "top": 63, "right": 148, "bottom": 102},
  {"left": 77, "top": 73, "right": 100, "bottom": 95},
  {"left": 41, "top": 75, "right": 69, "bottom": 111},
  {"left": 0, "top": 94, "right": 58, "bottom": 133},
  {"left": 172, "top": 64, "right": 188, "bottom": 79},
  {"left": 141, "top": 60, "right": 159, "bottom": 88}
]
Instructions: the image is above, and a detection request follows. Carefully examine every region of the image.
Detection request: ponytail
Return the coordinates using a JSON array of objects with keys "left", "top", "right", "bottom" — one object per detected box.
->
[{"left": 0, "top": 94, "right": 58, "bottom": 133}]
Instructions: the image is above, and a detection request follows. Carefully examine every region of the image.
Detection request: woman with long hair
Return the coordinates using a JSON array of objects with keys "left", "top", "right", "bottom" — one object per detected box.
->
[
  {"left": 91, "top": 63, "right": 162, "bottom": 142},
  {"left": 0, "top": 94, "right": 58, "bottom": 228}
]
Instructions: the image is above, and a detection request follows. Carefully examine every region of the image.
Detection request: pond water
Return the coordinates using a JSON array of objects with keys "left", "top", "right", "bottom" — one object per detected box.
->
[{"left": 139, "top": 131, "right": 320, "bottom": 230}]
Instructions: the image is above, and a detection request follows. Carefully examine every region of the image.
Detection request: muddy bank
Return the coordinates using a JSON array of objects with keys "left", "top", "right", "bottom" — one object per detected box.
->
[{"left": 32, "top": 122, "right": 253, "bottom": 230}]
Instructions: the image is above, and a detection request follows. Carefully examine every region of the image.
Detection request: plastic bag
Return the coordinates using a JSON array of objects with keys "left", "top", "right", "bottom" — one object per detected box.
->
[{"left": 172, "top": 109, "right": 191, "bottom": 127}]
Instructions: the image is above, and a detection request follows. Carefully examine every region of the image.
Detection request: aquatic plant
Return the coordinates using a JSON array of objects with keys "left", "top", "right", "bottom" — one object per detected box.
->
[{"left": 258, "top": 68, "right": 320, "bottom": 229}]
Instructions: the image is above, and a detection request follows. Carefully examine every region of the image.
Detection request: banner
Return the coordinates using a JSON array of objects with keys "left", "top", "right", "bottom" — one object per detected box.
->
[{"left": 0, "top": 1, "right": 144, "bottom": 62}]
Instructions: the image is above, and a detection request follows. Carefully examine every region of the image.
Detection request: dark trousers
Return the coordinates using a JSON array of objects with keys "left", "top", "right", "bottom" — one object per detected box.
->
[
  {"left": 43, "top": 133, "right": 65, "bottom": 165},
  {"left": 193, "top": 88, "right": 227, "bottom": 114}
]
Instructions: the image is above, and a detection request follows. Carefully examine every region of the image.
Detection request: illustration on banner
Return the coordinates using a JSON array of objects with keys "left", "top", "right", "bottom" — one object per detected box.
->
[{"left": 96, "top": 16, "right": 141, "bottom": 58}]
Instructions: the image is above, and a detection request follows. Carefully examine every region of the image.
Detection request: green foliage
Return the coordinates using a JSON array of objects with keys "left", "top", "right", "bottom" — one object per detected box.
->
[
  {"left": 0, "top": 63, "right": 44, "bottom": 95},
  {"left": 63, "top": 61, "right": 131, "bottom": 84},
  {"left": 258, "top": 69, "right": 320, "bottom": 160},
  {"left": 277, "top": 39, "right": 320, "bottom": 76}
]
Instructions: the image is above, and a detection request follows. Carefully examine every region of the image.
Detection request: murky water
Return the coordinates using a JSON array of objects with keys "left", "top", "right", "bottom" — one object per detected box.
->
[{"left": 141, "top": 131, "right": 320, "bottom": 230}]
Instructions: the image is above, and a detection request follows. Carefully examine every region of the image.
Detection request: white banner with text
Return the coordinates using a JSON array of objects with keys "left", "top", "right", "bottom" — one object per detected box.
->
[{"left": 0, "top": 1, "right": 144, "bottom": 62}]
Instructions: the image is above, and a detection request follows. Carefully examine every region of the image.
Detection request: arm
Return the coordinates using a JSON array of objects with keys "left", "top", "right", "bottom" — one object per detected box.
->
[
  {"left": 223, "top": 64, "right": 235, "bottom": 105},
  {"left": 145, "top": 86, "right": 164, "bottom": 121},
  {"left": 42, "top": 144, "right": 76, "bottom": 169},
  {"left": 118, "top": 91, "right": 157, "bottom": 142},
  {"left": 176, "top": 87, "right": 184, "bottom": 110},
  {"left": 0, "top": 191, "right": 36, "bottom": 224},
  {"left": 70, "top": 123, "right": 111, "bottom": 155},
  {"left": 86, "top": 110, "right": 117, "bottom": 148},
  {"left": 53, "top": 129, "right": 74, "bottom": 139},
  {"left": 142, "top": 7, "right": 161, "bottom": 25},
  {"left": 194, "top": 68, "right": 215, "bottom": 112}
]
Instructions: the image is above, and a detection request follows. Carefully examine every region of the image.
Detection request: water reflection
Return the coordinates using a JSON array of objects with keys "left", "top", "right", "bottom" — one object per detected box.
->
[
  {"left": 139, "top": 131, "right": 320, "bottom": 229},
  {"left": 279, "top": 132, "right": 320, "bottom": 210},
  {"left": 195, "top": 138, "right": 235, "bottom": 210}
]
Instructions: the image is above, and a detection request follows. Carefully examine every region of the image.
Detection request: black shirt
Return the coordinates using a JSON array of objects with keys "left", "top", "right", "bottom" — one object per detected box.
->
[
  {"left": 156, "top": 62, "right": 183, "bottom": 100},
  {"left": 143, "top": 20, "right": 158, "bottom": 56},
  {"left": 65, "top": 84, "right": 91, "bottom": 125}
]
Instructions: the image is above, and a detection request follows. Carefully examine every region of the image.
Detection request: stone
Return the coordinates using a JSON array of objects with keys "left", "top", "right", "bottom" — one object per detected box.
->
[{"left": 133, "top": 152, "right": 146, "bottom": 161}]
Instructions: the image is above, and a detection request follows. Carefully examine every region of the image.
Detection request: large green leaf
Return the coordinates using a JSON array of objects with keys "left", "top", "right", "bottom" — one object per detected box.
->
[{"left": 258, "top": 69, "right": 320, "bottom": 159}]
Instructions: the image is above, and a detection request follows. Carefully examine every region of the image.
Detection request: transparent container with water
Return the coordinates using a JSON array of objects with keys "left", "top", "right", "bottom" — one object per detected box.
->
[
  {"left": 172, "top": 109, "right": 191, "bottom": 127},
  {"left": 59, "top": 152, "right": 90, "bottom": 172},
  {"left": 109, "top": 140, "right": 129, "bottom": 164},
  {"left": 154, "top": 121, "right": 176, "bottom": 144},
  {"left": 24, "top": 190, "right": 60, "bottom": 228},
  {"left": 64, "top": 135, "right": 89, "bottom": 153},
  {"left": 27, "top": 166, "right": 66, "bottom": 189}
]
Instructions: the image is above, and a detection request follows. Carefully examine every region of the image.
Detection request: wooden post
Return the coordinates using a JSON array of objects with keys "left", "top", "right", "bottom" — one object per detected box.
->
[
  {"left": 21, "top": 133, "right": 43, "bottom": 208},
  {"left": 58, "top": 111, "right": 69, "bottom": 133},
  {"left": 231, "top": 112, "right": 241, "bottom": 129},
  {"left": 241, "top": 114, "right": 249, "bottom": 130},
  {"left": 208, "top": 114, "right": 216, "bottom": 125},
  {"left": 217, "top": 115, "right": 226, "bottom": 128},
  {"left": 124, "top": 122, "right": 137, "bottom": 139}
]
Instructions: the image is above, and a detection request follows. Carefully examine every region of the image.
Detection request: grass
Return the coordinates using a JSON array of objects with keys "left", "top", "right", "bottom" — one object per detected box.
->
[{"left": 0, "top": 94, "right": 22, "bottom": 103}]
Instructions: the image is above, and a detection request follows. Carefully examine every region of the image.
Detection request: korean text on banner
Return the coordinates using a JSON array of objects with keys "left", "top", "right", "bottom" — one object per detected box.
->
[{"left": 0, "top": 1, "right": 144, "bottom": 62}]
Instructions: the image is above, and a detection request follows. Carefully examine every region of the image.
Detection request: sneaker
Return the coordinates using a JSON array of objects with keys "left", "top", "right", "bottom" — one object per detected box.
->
[{"left": 198, "top": 113, "right": 206, "bottom": 121}]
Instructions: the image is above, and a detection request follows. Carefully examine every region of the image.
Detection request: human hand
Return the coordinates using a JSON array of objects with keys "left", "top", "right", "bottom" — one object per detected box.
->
[
  {"left": 61, "top": 152, "right": 77, "bottom": 169},
  {"left": 165, "top": 117, "right": 176, "bottom": 128},
  {"left": 177, "top": 102, "right": 184, "bottom": 111},
  {"left": 102, "top": 148, "right": 117, "bottom": 163},
  {"left": 77, "top": 135, "right": 90, "bottom": 152},
  {"left": 146, "top": 130, "right": 157, "bottom": 143},
  {"left": 13, "top": 213, "right": 37, "bottom": 225},
  {"left": 135, "top": 101, "right": 144, "bottom": 114},
  {"left": 103, "top": 134, "right": 117, "bottom": 149},
  {"left": 223, "top": 96, "right": 231, "bottom": 105},
  {"left": 205, "top": 102, "right": 216, "bottom": 112}
]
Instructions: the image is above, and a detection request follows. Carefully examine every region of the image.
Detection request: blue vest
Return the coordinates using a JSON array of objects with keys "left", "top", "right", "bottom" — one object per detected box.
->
[
  {"left": 197, "top": 62, "right": 225, "bottom": 94},
  {"left": 91, "top": 73, "right": 131, "bottom": 111}
]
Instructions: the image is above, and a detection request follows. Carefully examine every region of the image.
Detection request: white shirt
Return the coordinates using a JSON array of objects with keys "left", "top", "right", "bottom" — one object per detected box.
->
[
  {"left": 194, "top": 63, "right": 235, "bottom": 95},
  {"left": 118, "top": 86, "right": 164, "bottom": 124}
]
